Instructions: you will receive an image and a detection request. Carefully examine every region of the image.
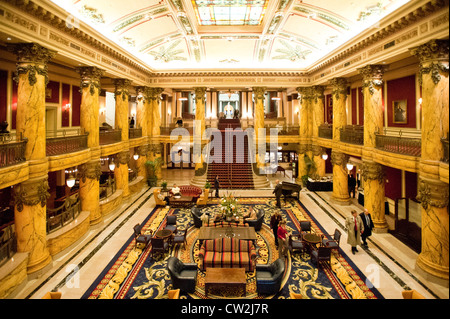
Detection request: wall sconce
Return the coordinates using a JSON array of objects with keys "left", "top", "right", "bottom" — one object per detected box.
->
[
  {"left": 346, "top": 163, "right": 354, "bottom": 171},
  {"left": 64, "top": 103, "right": 71, "bottom": 110},
  {"left": 100, "top": 107, "right": 106, "bottom": 115}
]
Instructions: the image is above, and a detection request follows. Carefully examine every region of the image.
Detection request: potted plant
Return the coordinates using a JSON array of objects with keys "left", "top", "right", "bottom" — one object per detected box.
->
[
  {"left": 205, "top": 180, "right": 211, "bottom": 189},
  {"left": 161, "top": 180, "right": 168, "bottom": 191},
  {"left": 145, "top": 157, "right": 162, "bottom": 187}
]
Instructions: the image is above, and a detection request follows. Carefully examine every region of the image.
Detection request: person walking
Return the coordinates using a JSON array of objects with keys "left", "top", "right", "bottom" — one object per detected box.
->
[
  {"left": 273, "top": 179, "right": 282, "bottom": 208},
  {"left": 360, "top": 208, "right": 374, "bottom": 247},
  {"left": 214, "top": 175, "right": 220, "bottom": 198},
  {"left": 270, "top": 211, "right": 282, "bottom": 247},
  {"left": 277, "top": 220, "right": 289, "bottom": 258},
  {"left": 345, "top": 210, "right": 364, "bottom": 254}
]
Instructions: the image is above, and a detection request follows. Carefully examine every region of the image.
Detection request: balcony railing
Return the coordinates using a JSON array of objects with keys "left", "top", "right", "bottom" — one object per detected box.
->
[
  {"left": 318, "top": 124, "right": 332, "bottom": 139},
  {"left": 0, "top": 222, "right": 16, "bottom": 267},
  {"left": 0, "top": 133, "right": 27, "bottom": 168},
  {"left": 160, "top": 126, "right": 194, "bottom": 136},
  {"left": 442, "top": 133, "right": 449, "bottom": 164},
  {"left": 375, "top": 133, "right": 421, "bottom": 157},
  {"left": 46, "top": 129, "right": 88, "bottom": 156},
  {"left": 129, "top": 127, "right": 142, "bottom": 139},
  {"left": 99, "top": 129, "right": 121, "bottom": 145},
  {"left": 340, "top": 125, "right": 364, "bottom": 145},
  {"left": 46, "top": 193, "right": 81, "bottom": 234},
  {"left": 100, "top": 173, "right": 116, "bottom": 200}
]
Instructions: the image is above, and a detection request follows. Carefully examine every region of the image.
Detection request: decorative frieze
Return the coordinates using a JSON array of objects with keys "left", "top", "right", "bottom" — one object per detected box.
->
[{"left": 14, "top": 177, "right": 50, "bottom": 212}]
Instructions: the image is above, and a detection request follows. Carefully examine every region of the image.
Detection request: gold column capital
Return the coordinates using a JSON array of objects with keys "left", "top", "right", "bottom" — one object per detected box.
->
[
  {"left": 77, "top": 66, "right": 104, "bottom": 95},
  {"left": 252, "top": 87, "right": 266, "bottom": 100},
  {"left": 135, "top": 86, "right": 148, "bottom": 102},
  {"left": 312, "top": 85, "right": 325, "bottom": 102},
  {"left": 329, "top": 77, "right": 348, "bottom": 100},
  {"left": 361, "top": 161, "right": 385, "bottom": 183},
  {"left": 296, "top": 86, "right": 314, "bottom": 103},
  {"left": 330, "top": 150, "right": 349, "bottom": 168},
  {"left": 8, "top": 42, "right": 56, "bottom": 64},
  {"left": 410, "top": 39, "right": 449, "bottom": 85},
  {"left": 194, "top": 87, "right": 207, "bottom": 103},
  {"left": 78, "top": 160, "right": 102, "bottom": 182},
  {"left": 417, "top": 177, "right": 449, "bottom": 210},
  {"left": 358, "top": 65, "right": 388, "bottom": 95},
  {"left": 146, "top": 87, "right": 164, "bottom": 100},
  {"left": 114, "top": 78, "right": 132, "bottom": 101},
  {"left": 13, "top": 177, "right": 50, "bottom": 212}
]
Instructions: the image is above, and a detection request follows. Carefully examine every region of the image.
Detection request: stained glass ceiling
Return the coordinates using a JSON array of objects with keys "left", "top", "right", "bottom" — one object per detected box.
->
[{"left": 191, "top": 0, "right": 269, "bottom": 26}]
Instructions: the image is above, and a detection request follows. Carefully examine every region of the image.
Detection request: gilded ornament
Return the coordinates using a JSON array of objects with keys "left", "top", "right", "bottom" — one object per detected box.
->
[
  {"left": 417, "top": 178, "right": 449, "bottom": 209},
  {"left": 361, "top": 161, "right": 385, "bottom": 183},
  {"left": 13, "top": 178, "right": 50, "bottom": 212}
]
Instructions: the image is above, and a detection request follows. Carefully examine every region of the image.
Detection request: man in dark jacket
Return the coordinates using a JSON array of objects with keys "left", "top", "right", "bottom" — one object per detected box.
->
[
  {"left": 348, "top": 174, "right": 357, "bottom": 198},
  {"left": 273, "top": 179, "right": 283, "bottom": 208},
  {"left": 360, "top": 208, "right": 374, "bottom": 247},
  {"left": 214, "top": 175, "right": 220, "bottom": 198}
]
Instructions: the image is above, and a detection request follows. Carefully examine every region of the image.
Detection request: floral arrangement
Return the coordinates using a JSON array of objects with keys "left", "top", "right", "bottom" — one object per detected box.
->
[{"left": 220, "top": 193, "right": 242, "bottom": 219}]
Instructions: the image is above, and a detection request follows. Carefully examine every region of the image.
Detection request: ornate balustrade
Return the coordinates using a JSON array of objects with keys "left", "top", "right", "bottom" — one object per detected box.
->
[
  {"left": 318, "top": 124, "right": 333, "bottom": 139},
  {"left": 375, "top": 133, "right": 421, "bottom": 157},
  {"left": 46, "top": 129, "right": 88, "bottom": 156},
  {"left": 129, "top": 127, "right": 142, "bottom": 139},
  {"left": 0, "top": 222, "right": 16, "bottom": 267},
  {"left": 0, "top": 133, "right": 27, "bottom": 168},
  {"left": 340, "top": 125, "right": 364, "bottom": 145},
  {"left": 99, "top": 129, "right": 121, "bottom": 145},
  {"left": 46, "top": 193, "right": 81, "bottom": 234}
]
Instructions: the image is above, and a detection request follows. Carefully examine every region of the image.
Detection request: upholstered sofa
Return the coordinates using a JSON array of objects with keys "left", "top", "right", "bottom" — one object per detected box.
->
[
  {"left": 256, "top": 258, "right": 285, "bottom": 295},
  {"left": 179, "top": 185, "right": 202, "bottom": 199},
  {"left": 198, "top": 237, "right": 256, "bottom": 272},
  {"left": 167, "top": 256, "right": 198, "bottom": 293}
]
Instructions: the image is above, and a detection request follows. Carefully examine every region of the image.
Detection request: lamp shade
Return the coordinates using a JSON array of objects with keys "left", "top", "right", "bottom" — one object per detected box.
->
[{"left": 66, "top": 176, "right": 76, "bottom": 188}]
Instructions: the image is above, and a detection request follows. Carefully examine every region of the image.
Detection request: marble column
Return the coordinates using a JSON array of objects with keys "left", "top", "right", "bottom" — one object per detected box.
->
[
  {"left": 362, "top": 161, "right": 388, "bottom": 231},
  {"left": 312, "top": 86, "right": 326, "bottom": 177},
  {"left": 147, "top": 88, "right": 164, "bottom": 180},
  {"left": 194, "top": 87, "right": 207, "bottom": 172},
  {"left": 135, "top": 86, "right": 148, "bottom": 138},
  {"left": 115, "top": 150, "right": 130, "bottom": 198},
  {"left": 359, "top": 65, "right": 388, "bottom": 232},
  {"left": 253, "top": 87, "right": 266, "bottom": 167},
  {"left": 410, "top": 39, "right": 449, "bottom": 280},
  {"left": 296, "top": 87, "right": 313, "bottom": 184},
  {"left": 77, "top": 66, "right": 104, "bottom": 225},
  {"left": 113, "top": 79, "right": 131, "bottom": 142},
  {"left": 330, "top": 77, "right": 348, "bottom": 142},
  {"left": 145, "top": 88, "right": 153, "bottom": 140},
  {"left": 331, "top": 150, "right": 351, "bottom": 205},
  {"left": 78, "top": 161, "right": 101, "bottom": 224},
  {"left": 330, "top": 78, "right": 350, "bottom": 204},
  {"left": 114, "top": 79, "right": 131, "bottom": 197},
  {"left": 9, "top": 43, "right": 55, "bottom": 274},
  {"left": 359, "top": 65, "right": 387, "bottom": 148}
]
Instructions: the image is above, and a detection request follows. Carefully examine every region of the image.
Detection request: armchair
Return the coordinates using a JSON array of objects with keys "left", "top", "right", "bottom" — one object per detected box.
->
[
  {"left": 150, "top": 237, "right": 169, "bottom": 257},
  {"left": 191, "top": 207, "right": 203, "bottom": 228},
  {"left": 167, "top": 256, "right": 198, "bottom": 293},
  {"left": 42, "top": 291, "right": 62, "bottom": 299},
  {"left": 245, "top": 208, "right": 265, "bottom": 231},
  {"left": 172, "top": 229, "right": 187, "bottom": 248},
  {"left": 196, "top": 188, "right": 209, "bottom": 206},
  {"left": 165, "top": 215, "right": 177, "bottom": 233},
  {"left": 322, "top": 228, "right": 341, "bottom": 253},
  {"left": 311, "top": 246, "right": 331, "bottom": 268},
  {"left": 299, "top": 221, "right": 311, "bottom": 234},
  {"left": 401, "top": 290, "right": 425, "bottom": 299},
  {"left": 133, "top": 223, "right": 152, "bottom": 249},
  {"left": 288, "top": 232, "right": 305, "bottom": 255},
  {"left": 256, "top": 258, "right": 285, "bottom": 295},
  {"left": 154, "top": 189, "right": 167, "bottom": 206}
]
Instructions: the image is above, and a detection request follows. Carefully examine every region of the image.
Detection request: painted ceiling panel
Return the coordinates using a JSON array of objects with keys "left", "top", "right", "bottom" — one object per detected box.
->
[{"left": 48, "top": 0, "right": 412, "bottom": 71}]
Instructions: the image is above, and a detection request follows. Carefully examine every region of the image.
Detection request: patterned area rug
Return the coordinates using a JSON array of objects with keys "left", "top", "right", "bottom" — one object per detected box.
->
[{"left": 82, "top": 197, "right": 384, "bottom": 299}]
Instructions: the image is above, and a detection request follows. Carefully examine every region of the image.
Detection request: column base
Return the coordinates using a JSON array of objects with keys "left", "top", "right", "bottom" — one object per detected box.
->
[
  {"left": 416, "top": 253, "right": 449, "bottom": 282},
  {"left": 331, "top": 195, "right": 351, "bottom": 206},
  {"left": 26, "top": 253, "right": 52, "bottom": 276}
]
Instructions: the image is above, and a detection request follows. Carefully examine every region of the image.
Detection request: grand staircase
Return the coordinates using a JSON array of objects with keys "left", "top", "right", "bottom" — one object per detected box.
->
[{"left": 191, "top": 119, "right": 269, "bottom": 189}]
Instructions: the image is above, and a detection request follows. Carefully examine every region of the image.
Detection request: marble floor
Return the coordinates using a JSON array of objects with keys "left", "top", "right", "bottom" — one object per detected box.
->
[{"left": 8, "top": 168, "right": 449, "bottom": 300}]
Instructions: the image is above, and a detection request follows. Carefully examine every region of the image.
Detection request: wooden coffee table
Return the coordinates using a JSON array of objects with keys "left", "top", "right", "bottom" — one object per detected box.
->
[
  {"left": 197, "top": 226, "right": 257, "bottom": 246},
  {"left": 169, "top": 195, "right": 194, "bottom": 207},
  {"left": 204, "top": 268, "right": 246, "bottom": 297}
]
